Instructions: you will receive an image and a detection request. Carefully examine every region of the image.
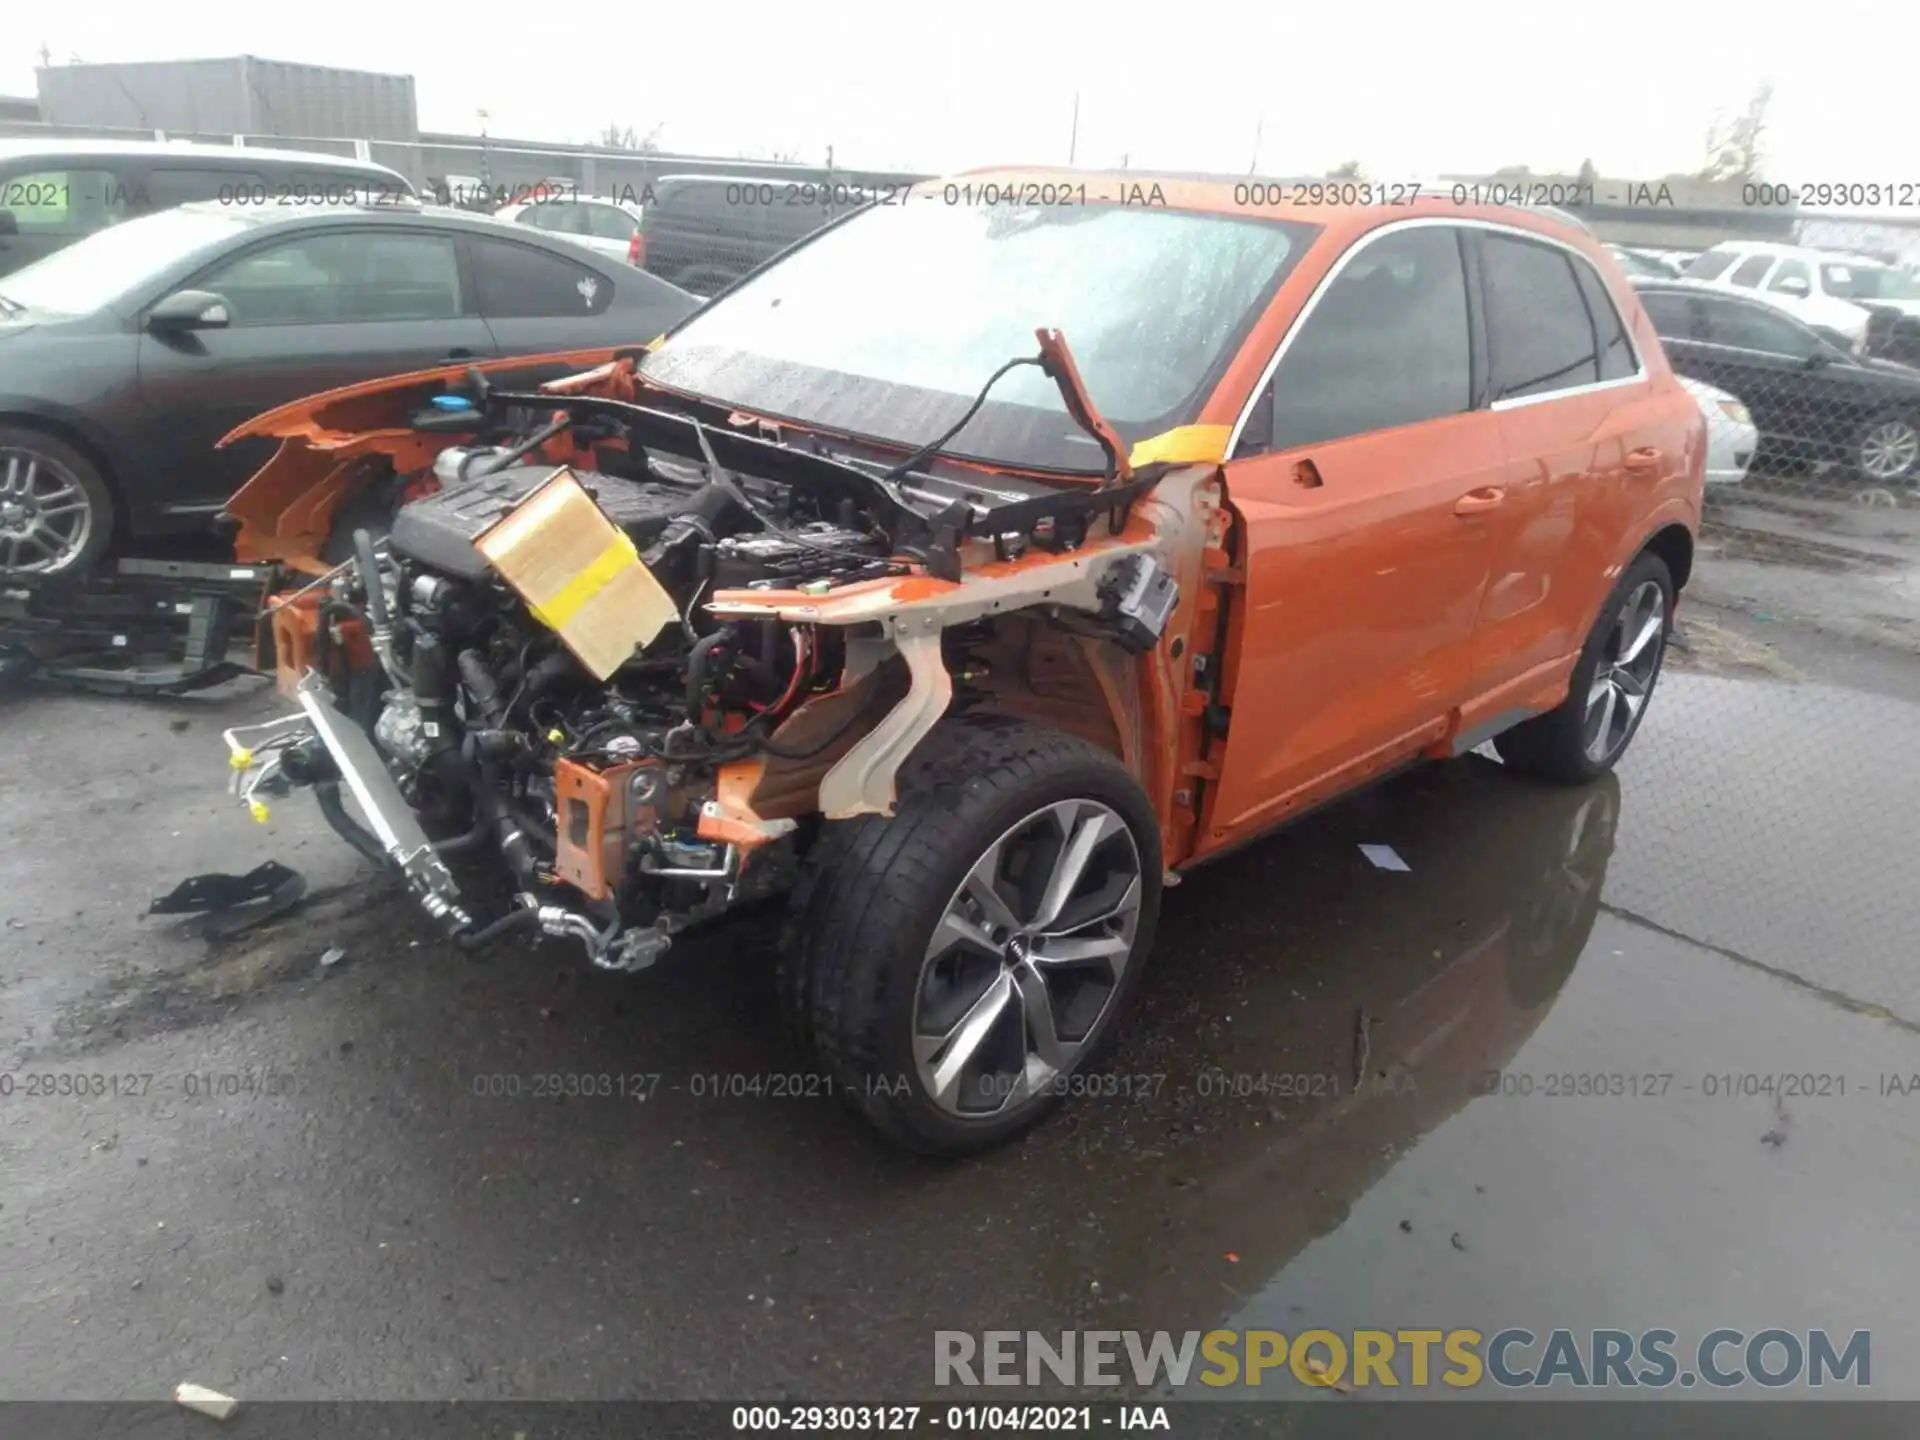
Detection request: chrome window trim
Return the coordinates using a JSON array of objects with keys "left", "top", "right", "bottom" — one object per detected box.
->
[{"left": 1225, "top": 216, "right": 1647, "bottom": 456}]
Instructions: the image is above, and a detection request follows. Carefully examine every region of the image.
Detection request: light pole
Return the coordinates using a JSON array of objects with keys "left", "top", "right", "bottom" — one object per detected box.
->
[{"left": 477, "top": 107, "right": 492, "bottom": 199}]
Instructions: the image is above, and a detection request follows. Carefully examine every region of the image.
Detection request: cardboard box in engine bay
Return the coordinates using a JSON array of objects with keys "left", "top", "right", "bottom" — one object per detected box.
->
[{"left": 473, "top": 467, "right": 680, "bottom": 680}]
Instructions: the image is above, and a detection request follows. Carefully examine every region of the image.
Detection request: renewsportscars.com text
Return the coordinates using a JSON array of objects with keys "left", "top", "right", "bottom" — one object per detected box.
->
[{"left": 934, "top": 1328, "right": 1870, "bottom": 1391}]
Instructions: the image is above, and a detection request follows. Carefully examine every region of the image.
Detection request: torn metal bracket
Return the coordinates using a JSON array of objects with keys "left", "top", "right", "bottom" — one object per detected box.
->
[{"left": 817, "top": 624, "right": 954, "bottom": 818}]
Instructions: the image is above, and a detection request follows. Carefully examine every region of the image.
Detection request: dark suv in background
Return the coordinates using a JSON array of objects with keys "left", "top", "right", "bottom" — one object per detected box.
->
[{"left": 0, "top": 140, "right": 415, "bottom": 276}]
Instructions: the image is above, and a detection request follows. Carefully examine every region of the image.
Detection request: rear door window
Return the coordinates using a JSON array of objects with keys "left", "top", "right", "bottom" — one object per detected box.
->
[
  {"left": 1480, "top": 233, "right": 1602, "bottom": 400},
  {"left": 0, "top": 167, "right": 133, "bottom": 236},
  {"left": 1697, "top": 297, "right": 1818, "bottom": 357},
  {"left": 1259, "top": 224, "right": 1472, "bottom": 451},
  {"left": 1639, "top": 291, "right": 1703, "bottom": 340},
  {"left": 1727, "top": 254, "right": 1774, "bottom": 288},
  {"left": 468, "top": 236, "right": 614, "bottom": 316}
]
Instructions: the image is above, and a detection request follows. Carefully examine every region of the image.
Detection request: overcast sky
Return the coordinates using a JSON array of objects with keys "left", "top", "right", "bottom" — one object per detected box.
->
[{"left": 5, "top": 0, "right": 1915, "bottom": 185}]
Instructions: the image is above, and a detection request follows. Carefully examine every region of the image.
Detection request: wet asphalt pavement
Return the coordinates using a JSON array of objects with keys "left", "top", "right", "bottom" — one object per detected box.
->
[{"left": 4, "top": 490, "right": 1920, "bottom": 1406}]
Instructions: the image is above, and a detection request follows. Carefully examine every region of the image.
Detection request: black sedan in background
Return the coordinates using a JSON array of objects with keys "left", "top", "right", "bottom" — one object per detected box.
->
[
  {"left": 1634, "top": 278, "right": 1920, "bottom": 485},
  {"left": 0, "top": 200, "right": 696, "bottom": 577}
]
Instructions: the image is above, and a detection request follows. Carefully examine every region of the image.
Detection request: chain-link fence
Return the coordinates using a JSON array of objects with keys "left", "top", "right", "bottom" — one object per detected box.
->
[{"left": 1595, "top": 219, "right": 1920, "bottom": 1021}]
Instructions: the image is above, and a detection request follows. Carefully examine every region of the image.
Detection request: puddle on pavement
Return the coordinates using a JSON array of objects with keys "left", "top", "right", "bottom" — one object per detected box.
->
[{"left": 33, "top": 880, "right": 418, "bottom": 1059}]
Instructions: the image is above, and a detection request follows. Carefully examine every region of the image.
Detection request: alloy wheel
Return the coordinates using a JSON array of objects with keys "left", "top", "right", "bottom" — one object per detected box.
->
[
  {"left": 1859, "top": 420, "right": 1920, "bottom": 481},
  {"left": 1583, "top": 579, "right": 1666, "bottom": 764},
  {"left": 912, "top": 799, "right": 1144, "bottom": 1118},
  {"left": 0, "top": 449, "right": 94, "bottom": 576}
]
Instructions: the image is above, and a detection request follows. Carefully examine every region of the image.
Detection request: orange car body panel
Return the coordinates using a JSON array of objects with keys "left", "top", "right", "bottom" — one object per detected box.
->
[
  {"left": 221, "top": 173, "right": 1702, "bottom": 870},
  {"left": 221, "top": 348, "right": 629, "bottom": 572}
]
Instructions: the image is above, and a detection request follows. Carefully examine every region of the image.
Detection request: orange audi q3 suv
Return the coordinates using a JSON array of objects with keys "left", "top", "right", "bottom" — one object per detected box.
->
[{"left": 218, "top": 172, "right": 1703, "bottom": 1152}]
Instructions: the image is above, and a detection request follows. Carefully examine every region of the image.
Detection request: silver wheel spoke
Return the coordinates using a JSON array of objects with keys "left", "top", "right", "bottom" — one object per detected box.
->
[
  {"left": 1030, "top": 802, "right": 1122, "bottom": 931},
  {"left": 1618, "top": 611, "right": 1663, "bottom": 666},
  {"left": 916, "top": 970, "right": 1014, "bottom": 1103},
  {"left": 1037, "top": 873, "right": 1141, "bottom": 940},
  {"left": 1010, "top": 960, "right": 1069, "bottom": 1071},
  {"left": 1586, "top": 683, "right": 1618, "bottom": 757},
  {"left": 1032, "top": 931, "right": 1130, "bottom": 965},
  {"left": 1585, "top": 671, "right": 1613, "bottom": 716}
]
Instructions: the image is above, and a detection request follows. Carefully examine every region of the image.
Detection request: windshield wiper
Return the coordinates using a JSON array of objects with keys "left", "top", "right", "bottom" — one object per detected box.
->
[{"left": 0, "top": 294, "right": 25, "bottom": 318}]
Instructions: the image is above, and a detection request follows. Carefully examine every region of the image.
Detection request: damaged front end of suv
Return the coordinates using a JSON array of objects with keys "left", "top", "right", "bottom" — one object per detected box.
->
[
  {"left": 210, "top": 184, "right": 1302, "bottom": 1150},
  {"left": 220, "top": 332, "right": 1218, "bottom": 972}
]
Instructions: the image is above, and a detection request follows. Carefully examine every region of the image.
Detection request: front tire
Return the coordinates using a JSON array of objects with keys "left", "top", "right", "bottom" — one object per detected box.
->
[
  {"left": 1494, "top": 553, "right": 1674, "bottom": 783},
  {"left": 0, "top": 427, "right": 113, "bottom": 580},
  {"left": 781, "top": 717, "right": 1162, "bottom": 1155}
]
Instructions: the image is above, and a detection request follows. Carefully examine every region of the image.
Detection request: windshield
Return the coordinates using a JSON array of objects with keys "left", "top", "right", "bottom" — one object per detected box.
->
[
  {"left": 0, "top": 207, "right": 257, "bottom": 316},
  {"left": 1821, "top": 262, "right": 1920, "bottom": 301},
  {"left": 641, "top": 199, "right": 1317, "bottom": 472}
]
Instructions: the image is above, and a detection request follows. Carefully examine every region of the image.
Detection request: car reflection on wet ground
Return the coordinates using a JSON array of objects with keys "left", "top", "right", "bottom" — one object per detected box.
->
[{"left": 2, "top": 598, "right": 1919, "bottom": 1403}]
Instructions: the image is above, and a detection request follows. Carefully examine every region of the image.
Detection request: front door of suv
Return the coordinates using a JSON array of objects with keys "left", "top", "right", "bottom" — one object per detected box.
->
[{"left": 1202, "top": 222, "right": 1502, "bottom": 849}]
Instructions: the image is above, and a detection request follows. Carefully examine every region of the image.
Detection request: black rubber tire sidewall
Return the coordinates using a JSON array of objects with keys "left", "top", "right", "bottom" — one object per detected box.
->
[
  {"left": 781, "top": 716, "right": 1163, "bottom": 1156},
  {"left": 0, "top": 425, "right": 114, "bottom": 580}
]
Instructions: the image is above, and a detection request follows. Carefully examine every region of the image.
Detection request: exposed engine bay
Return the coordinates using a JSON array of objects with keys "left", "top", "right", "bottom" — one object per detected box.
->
[{"left": 221, "top": 337, "right": 1205, "bottom": 971}]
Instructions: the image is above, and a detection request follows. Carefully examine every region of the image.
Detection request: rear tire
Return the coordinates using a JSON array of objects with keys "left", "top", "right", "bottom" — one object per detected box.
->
[
  {"left": 1494, "top": 553, "right": 1674, "bottom": 783},
  {"left": 780, "top": 717, "right": 1161, "bottom": 1155},
  {"left": 1852, "top": 414, "right": 1920, "bottom": 485},
  {"left": 0, "top": 426, "right": 113, "bottom": 580}
]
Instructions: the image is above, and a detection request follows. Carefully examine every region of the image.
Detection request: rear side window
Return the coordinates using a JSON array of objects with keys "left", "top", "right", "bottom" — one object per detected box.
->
[
  {"left": 0, "top": 168, "right": 132, "bottom": 235},
  {"left": 1684, "top": 250, "right": 1737, "bottom": 281},
  {"left": 1480, "top": 234, "right": 1600, "bottom": 400},
  {"left": 1263, "top": 225, "right": 1471, "bottom": 451},
  {"left": 1768, "top": 258, "right": 1811, "bottom": 293},
  {"left": 1572, "top": 262, "right": 1637, "bottom": 381},
  {"left": 469, "top": 237, "right": 613, "bottom": 316},
  {"left": 1639, "top": 291, "right": 1702, "bottom": 340},
  {"left": 1728, "top": 255, "right": 1773, "bottom": 288},
  {"left": 582, "top": 204, "right": 639, "bottom": 241}
]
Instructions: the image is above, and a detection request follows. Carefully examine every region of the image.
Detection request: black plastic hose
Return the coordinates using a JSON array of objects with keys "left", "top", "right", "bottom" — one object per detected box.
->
[
  {"left": 452, "top": 906, "right": 541, "bottom": 951},
  {"left": 314, "top": 780, "right": 388, "bottom": 869}
]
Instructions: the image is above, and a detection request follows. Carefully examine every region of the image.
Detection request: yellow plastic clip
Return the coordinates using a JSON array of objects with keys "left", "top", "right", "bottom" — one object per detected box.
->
[
  {"left": 547, "top": 728, "right": 565, "bottom": 745},
  {"left": 249, "top": 799, "right": 271, "bottom": 824},
  {"left": 229, "top": 748, "right": 254, "bottom": 771}
]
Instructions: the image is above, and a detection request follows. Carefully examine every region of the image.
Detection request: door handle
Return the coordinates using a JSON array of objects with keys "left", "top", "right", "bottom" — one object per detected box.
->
[
  {"left": 439, "top": 347, "right": 478, "bottom": 363},
  {"left": 1624, "top": 446, "right": 1663, "bottom": 474},
  {"left": 1452, "top": 487, "right": 1506, "bottom": 516}
]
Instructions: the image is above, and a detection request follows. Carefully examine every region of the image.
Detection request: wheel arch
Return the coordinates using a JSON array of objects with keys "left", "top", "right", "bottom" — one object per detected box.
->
[{"left": 1638, "top": 521, "right": 1695, "bottom": 592}]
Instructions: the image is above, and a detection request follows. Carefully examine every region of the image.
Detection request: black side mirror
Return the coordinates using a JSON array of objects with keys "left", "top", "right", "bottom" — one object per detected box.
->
[
  {"left": 1803, "top": 349, "right": 1833, "bottom": 369},
  {"left": 0, "top": 210, "right": 18, "bottom": 238},
  {"left": 147, "top": 289, "right": 232, "bottom": 332}
]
